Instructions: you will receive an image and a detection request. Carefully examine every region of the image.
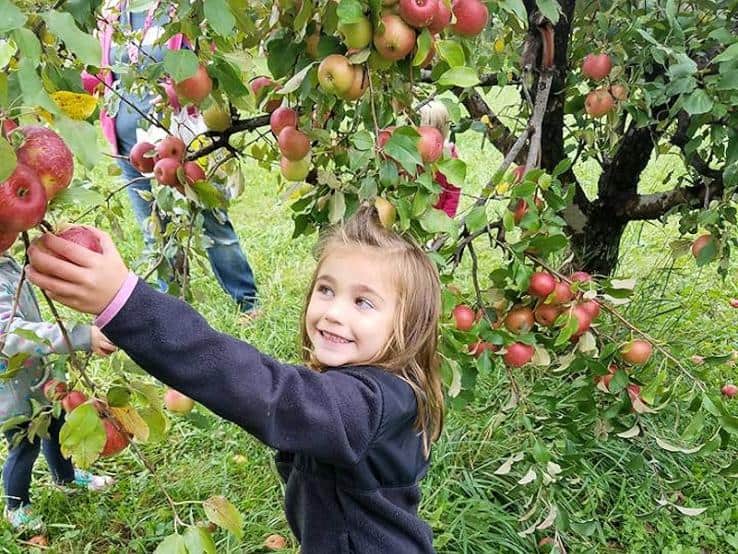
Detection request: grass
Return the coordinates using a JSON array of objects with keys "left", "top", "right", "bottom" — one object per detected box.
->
[{"left": 1, "top": 111, "right": 737, "bottom": 553}]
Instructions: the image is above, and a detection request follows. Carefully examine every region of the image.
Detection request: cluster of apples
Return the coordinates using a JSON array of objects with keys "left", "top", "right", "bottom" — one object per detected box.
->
[
  {"left": 270, "top": 107, "right": 313, "bottom": 182},
  {"left": 0, "top": 126, "right": 74, "bottom": 250},
  {"left": 129, "top": 136, "right": 205, "bottom": 192},
  {"left": 43, "top": 380, "right": 130, "bottom": 458},
  {"left": 581, "top": 53, "right": 628, "bottom": 118}
]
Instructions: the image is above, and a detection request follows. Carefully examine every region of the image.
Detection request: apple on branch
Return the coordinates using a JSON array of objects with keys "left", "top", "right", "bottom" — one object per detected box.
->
[{"left": 317, "top": 55, "right": 355, "bottom": 97}]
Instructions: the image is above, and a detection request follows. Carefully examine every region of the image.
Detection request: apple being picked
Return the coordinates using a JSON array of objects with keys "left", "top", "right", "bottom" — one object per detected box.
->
[
  {"left": 164, "top": 388, "right": 195, "bottom": 415},
  {"left": 14, "top": 126, "right": 74, "bottom": 200},
  {"left": 56, "top": 226, "right": 103, "bottom": 255},
  {"left": 130, "top": 141, "right": 156, "bottom": 173},
  {"left": 173, "top": 64, "right": 212, "bottom": 105},
  {"left": 0, "top": 163, "right": 48, "bottom": 233}
]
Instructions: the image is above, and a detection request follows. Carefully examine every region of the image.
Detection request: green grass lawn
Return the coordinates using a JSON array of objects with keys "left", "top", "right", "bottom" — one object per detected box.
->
[{"left": 1, "top": 118, "right": 737, "bottom": 553}]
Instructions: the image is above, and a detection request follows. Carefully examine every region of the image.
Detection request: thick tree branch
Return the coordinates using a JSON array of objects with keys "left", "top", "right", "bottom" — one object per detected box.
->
[{"left": 186, "top": 114, "right": 270, "bottom": 161}]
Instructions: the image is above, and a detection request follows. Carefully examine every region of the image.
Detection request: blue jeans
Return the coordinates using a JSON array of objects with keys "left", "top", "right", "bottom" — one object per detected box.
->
[
  {"left": 3, "top": 416, "right": 74, "bottom": 509},
  {"left": 114, "top": 92, "right": 258, "bottom": 311}
]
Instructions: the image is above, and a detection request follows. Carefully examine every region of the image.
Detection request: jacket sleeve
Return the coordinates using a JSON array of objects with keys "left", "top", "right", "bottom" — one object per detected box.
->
[
  {"left": 0, "top": 282, "right": 91, "bottom": 358},
  {"left": 102, "top": 279, "right": 384, "bottom": 466}
]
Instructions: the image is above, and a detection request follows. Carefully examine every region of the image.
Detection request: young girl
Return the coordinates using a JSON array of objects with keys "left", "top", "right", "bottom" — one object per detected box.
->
[
  {"left": 419, "top": 100, "right": 461, "bottom": 218},
  {"left": 26, "top": 207, "right": 444, "bottom": 552},
  {"left": 1, "top": 245, "right": 117, "bottom": 532}
]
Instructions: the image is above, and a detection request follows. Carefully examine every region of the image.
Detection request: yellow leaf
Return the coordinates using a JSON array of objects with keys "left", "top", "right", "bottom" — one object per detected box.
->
[
  {"left": 51, "top": 90, "right": 98, "bottom": 120},
  {"left": 110, "top": 405, "right": 150, "bottom": 442},
  {"left": 495, "top": 181, "right": 511, "bottom": 195}
]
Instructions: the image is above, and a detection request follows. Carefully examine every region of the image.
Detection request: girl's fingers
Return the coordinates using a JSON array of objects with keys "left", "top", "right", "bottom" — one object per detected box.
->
[
  {"left": 25, "top": 266, "right": 81, "bottom": 300},
  {"left": 27, "top": 246, "right": 89, "bottom": 284},
  {"left": 40, "top": 233, "right": 98, "bottom": 267}
]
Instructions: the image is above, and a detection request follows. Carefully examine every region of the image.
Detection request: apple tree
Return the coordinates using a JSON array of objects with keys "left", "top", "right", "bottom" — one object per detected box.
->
[{"left": 0, "top": 0, "right": 737, "bottom": 550}]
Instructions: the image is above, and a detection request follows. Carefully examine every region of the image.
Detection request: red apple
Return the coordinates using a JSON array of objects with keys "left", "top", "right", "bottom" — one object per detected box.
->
[
  {"left": 417, "top": 126, "right": 444, "bottom": 163},
  {"left": 691, "top": 234, "right": 714, "bottom": 259},
  {"left": 585, "top": 89, "right": 615, "bottom": 118},
  {"left": 43, "top": 379, "right": 68, "bottom": 401},
  {"left": 278, "top": 127, "right": 311, "bottom": 161},
  {"left": 57, "top": 226, "right": 103, "bottom": 254},
  {"left": 468, "top": 341, "right": 498, "bottom": 358},
  {"left": 264, "top": 534, "right": 288, "bottom": 551},
  {"left": 451, "top": 0, "right": 488, "bottom": 37},
  {"left": 627, "top": 383, "right": 641, "bottom": 403},
  {"left": 399, "top": 0, "right": 439, "bottom": 28},
  {"left": 534, "top": 303, "right": 560, "bottom": 327},
  {"left": 0, "top": 230, "right": 18, "bottom": 252},
  {"left": 610, "top": 84, "right": 628, "bottom": 101},
  {"left": 721, "top": 384, "right": 738, "bottom": 398},
  {"left": 570, "top": 271, "right": 592, "bottom": 283},
  {"left": 62, "top": 390, "right": 88, "bottom": 413},
  {"left": 0, "top": 163, "right": 47, "bottom": 233},
  {"left": 373, "top": 14, "right": 416, "bottom": 61},
  {"left": 452, "top": 304, "right": 475, "bottom": 331},
  {"left": 270, "top": 107, "right": 299, "bottom": 137},
  {"left": 1, "top": 118, "right": 18, "bottom": 138},
  {"left": 582, "top": 53, "right": 612, "bottom": 81},
  {"left": 377, "top": 126, "right": 395, "bottom": 149},
  {"left": 528, "top": 271, "right": 556, "bottom": 298},
  {"left": 174, "top": 64, "right": 212, "bottom": 105},
  {"left": 155, "top": 136, "right": 186, "bottom": 162},
  {"left": 569, "top": 305, "right": 593, "bottom": 336},
  {"left": 504, "top": 342, "right": 534, "bottom": 368},
  {"left": 730, "top": 299, "right": 738, "bottom": 309},
  {"left": 552, "top": 281, "right": 574, "bottom": 304},
  {"left": 153, "top": 157, "right": 182, "bottom": 188},
  {"left": 14, "top": 126, "right": 74, "bottom": 200},
  {"left": 130, "top": 141, "right": 156, "bottom": 173},
  {"left": 621, "top": 339, "right": 653, "bottom": 365},
  {"left": 80, "top": 69, "right": 101, "bottom": 95},
  {"left": 100, "top": 417, "right": 130, "bottom": 457},
  {"left": 280, "top": 154, "right": 311, "bottom": 181},
  {"left": 512, "top": 198, "right": 528, "bottom": 224},
  {"left": 164, "top": 388, "right": 195, "bottom": 414},
  {"left": 505, "top": 306, "right": 535, "bottom": 334},
  {"left": 163, "top": 79, "right": 181, "bottom": 111},
  {"left": 317, "top": 54, "right": 355, "bottom": 96},
  {"left": 250, "top": 76, "right": 281, "bottom": 113},
  {"left": 342, "top": 65, "right": 369, "bottom": 101},
  {"left": 183, "top": 161, "right": 206, "bottom": 185},
  {"left": 428, "top": 0, "right": 452, "bottom": 33},
  {"left": 579, "top": 300, "right": 601, "bottom": 320}
]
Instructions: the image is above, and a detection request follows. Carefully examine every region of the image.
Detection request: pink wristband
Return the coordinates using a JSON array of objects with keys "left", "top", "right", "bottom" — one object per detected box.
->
[{"left": 95, "top": 272, "right": 138, "bottom": 329}]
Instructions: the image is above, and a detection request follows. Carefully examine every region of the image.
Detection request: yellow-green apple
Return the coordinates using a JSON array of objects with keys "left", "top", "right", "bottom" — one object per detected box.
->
[
  {"left": 338, "top": 15, "right": 373, "bottom": 49},
  {"left": 451, "top": 0, "right": 488, "bottom": 37},
  {"left": 270, "top": 107, "right": 299, "bottom": 136},
  {"left": 164, "top": 388, "right": 195, "bottom": 414},
  {"left": 417, "top": 125, "right": 444, "bottom": 162},
  {"left": 585, "top": 89, "right": 615, "bottom": 117},
  {"left": 155, "top": 136, "right": 186, "bottom": 161},
  {"left": 428, "top": 0, "right": 451, "bottom": 33},
  {"left": 203, "top": 104, "right": 231, "bottom": 132},
  {"left": 505, "top": 306, "right": 535, "bottom": 333},
  {"left": 504, "top": 342, "right": 534, "bottom": 367},
  {"left": 621, "top": 339, "right": 652, "bottom": 365},
  {"left": 341, "top": 65, "right": 368, "bottom": 101},
  {"left": 280, "top": 153, "right": 311, "bottom": 181},
  {"left": 399, "top": 0, "right": 439, "bottom": 28},
  {"left": 582, "top": 53, "right": 612, "bottom": 81},
  {"left": 14, "top": 126, "right": 73, "bottom": 200},
  {"left": 174, "top": 64, "right": 212, "bottom": 105},
  {"left": 373, "top": 14, "right": 416, "bottom": 61},
  {"left": 100, "top": 417, "right": 129, "bottom": 457},
  {"left": 317, "top": 54, "right": 355, "bottom": 96},
  {"left": 130, "top": 141, "right": 156, "bottom": 173},
  {"left": 278, "top": 127, "right": 311, "bottom": 161},
  {"left": 0, "top": 163, "right": 48, "bottom": 233},
  {"left": 374, "top": 196, "right": 396, "bottom": 228},
  {"left": 153, "top": 157, "right": 182, "bottom": 188}
]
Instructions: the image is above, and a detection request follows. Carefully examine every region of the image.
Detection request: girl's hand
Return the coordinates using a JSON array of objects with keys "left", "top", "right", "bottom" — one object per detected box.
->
[
  {"left": 26, "top": 228, "right": 129, "bottom": 315},
  {"left": 91, "top": 326, "right": 117, "bottom": 356}
]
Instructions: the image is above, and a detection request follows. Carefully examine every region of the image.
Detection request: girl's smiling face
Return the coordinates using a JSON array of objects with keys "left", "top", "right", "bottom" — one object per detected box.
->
[{"left": 305, "top": 246, "right": 398, "bottom": 368}]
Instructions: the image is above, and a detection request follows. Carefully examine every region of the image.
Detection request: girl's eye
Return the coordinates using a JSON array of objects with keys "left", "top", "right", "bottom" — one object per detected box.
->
[
  {"left": 356, "top": 297, "right": 374, "bottom": 310},
  {"left": 317, "top": 284, "right": 333, "bottom": 296}
]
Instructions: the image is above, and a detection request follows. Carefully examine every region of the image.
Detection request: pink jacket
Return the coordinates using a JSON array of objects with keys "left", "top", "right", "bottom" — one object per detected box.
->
[
  {"left": 434, "top": 142, "right": 461, "bottom": 218},
  {"left": 83, "top": 1, "right": 184, "bottom": 154}
]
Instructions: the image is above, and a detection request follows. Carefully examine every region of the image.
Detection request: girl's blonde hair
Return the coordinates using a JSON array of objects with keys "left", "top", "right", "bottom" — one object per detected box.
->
[
  {"left": 419, "top": 100, "right": 450, "bottom": 139},
  {"left": 299, "top": 205, "right": 444, "bottom": 455}
]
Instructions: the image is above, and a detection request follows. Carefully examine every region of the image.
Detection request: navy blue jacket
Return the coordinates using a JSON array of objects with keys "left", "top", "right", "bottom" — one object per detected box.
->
[{"left": 103, "top": 280, "right": 436, "bottom": 553}]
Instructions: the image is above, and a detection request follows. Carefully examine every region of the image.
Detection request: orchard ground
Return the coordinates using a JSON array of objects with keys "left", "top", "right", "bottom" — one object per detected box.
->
[{"left": 2, "top": 89, "right": 738, "bottom": 552}]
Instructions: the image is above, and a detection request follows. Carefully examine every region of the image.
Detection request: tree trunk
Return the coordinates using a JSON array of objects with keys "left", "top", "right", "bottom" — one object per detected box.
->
[{"left": 567, "top": 202, "right": 628, "bottom": 276}]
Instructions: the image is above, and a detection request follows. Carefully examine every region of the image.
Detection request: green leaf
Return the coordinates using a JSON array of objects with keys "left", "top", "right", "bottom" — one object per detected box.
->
[
  {"left": 164, "top": 49, "right": 200, "bottom": 83},
  {"left": 59, "top": 403, "right": 106, "bottom": 469},
  {"left": 204, "top": 0, "right": 235, "bottom": 36},
  {"left": 203, "top": 495, "right": 244, "bottom": 540},
  {"left": 536, "top": 0, "right": 561, "bottom": 23},
  {"left": 384, "top": 133, "right": 422, "bottom": 174},
  {"left": 138, "top": 407, "right": 167, "bottom": 443},
  {"left": 712, "top": 43, "right": 738, "bottom": 64},
  {"left": 55, "top": 116, "right": 101, "bottom": 169},
  {"left": 419, "top": 208, "right": 457, "bottom": 234},
  {"left": 694, "top": 236, "right": 717, "bottom": 266},
  {"left": 0, "top": 0, "right": 26, "bottom": 34},
  {"left": 351, "top": 130, "right": 374, "bottom": 151},
  {"left": 682, "top": 89, "right": 713, "bottom": 115},
  {"left": 18, "top": 58, "right": 58, "bottom": 114},
  {"left": 189, "top": 179, "right": 227, "bottom": 209},
  {"left": 106, "top": 386, "right": 131, "bottom": 408},
  {"left": 279, "top": 62, "right": 315, "bottom": 95},
  {"left": 42, "top": 10, "right": 100, "bottom": 66},
  {"left": 0, "top": 38, "right": 17, "bottom": 69},
  {"left": 0, "top": 135, "right": 16, "bottom": 182},
  {"left": 437, "top": 66, "right": 479, "bottom": 88},
  {"left": 12, "top": 28, "right": 40, "bottom": 66},
  {"left": 465, "top": 205, "right": 487, "bottom": 233},
  {"left": 209, "top": 56, "right": 250, "bottom": 99},
  {"left": 336, "top": 0, "right": 365, "bottom": 24},
  {"left": 413, "top": 29, "right": 433, "bottom": 67},
  {"left": 183, "top": 526, "right": 216, "bottom": 554},
  {"left": 329, "top": 190, "right": 346, "bottom": 223},
  {"left": 154, "top": 533, "right": 188, "bottom": 554},
  {"left": 498, "top": 0, "right": 526, "bottom": 21},
  {"left": 436, "top": 158, "right": 466, "bottom": 186}
]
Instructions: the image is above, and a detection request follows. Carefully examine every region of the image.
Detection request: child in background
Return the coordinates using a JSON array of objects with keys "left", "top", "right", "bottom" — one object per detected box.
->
[
  {"left": 420, "top": 100, "right": 461, "bottom": 218},
  {"left": 1, "top": 245, "right": 117, "bottom": 532},
  {"left": 26, "top": 206, "right": 445, "bottom": 553}
]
